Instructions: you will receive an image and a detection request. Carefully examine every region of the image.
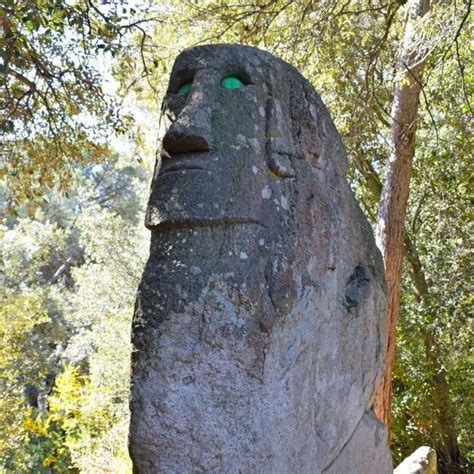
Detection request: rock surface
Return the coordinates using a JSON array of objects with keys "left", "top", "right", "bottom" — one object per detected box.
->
[
  {"left": 323, "top": 411, "right": 392, "bottom": 473},
  {"left": 394, "top": 446, "right": 437, "bottom": 474},
  {"left": 129, "top": 44, "right": 392, "bottom": 473}
]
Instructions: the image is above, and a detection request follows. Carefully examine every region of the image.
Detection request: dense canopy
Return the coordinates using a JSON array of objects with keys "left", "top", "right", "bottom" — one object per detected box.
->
[{"left": 0, "top": 1, "right": 472, "bottom": 472}]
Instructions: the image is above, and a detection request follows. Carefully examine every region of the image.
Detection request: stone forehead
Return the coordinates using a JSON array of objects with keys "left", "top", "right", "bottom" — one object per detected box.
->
[{"left": 171, "top": 44, "right": 309, "bottom": 87}]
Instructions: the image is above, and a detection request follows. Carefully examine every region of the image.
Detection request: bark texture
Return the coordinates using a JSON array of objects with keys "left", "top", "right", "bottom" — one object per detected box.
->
[{"left": 374, "top": 0, "right": 431, "bottom": 430}]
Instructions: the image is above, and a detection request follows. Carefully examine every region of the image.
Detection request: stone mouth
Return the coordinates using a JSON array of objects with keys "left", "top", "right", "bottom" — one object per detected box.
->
[
  {"left": 147, "top": 217, "right": 265, "bottom": 232},
  {"left": 158, "top": 153, "right": 211, "bottom": 177},
  {"left": 158, "top": 166, "right": 207, "bottom": 177}
]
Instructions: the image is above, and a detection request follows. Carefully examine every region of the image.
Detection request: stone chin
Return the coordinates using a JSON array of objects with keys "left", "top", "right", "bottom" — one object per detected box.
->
[{"left": 145, "top": 149, "right": 271, "bottom": 231}]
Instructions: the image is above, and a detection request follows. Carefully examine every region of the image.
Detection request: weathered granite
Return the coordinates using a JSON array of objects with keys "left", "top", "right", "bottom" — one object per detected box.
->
[
  {"left": 129, "top": 44, "right": 392, "bottom": 473},
  {"left": 323, "top": 410, "right": 392, "bottom": 473}
]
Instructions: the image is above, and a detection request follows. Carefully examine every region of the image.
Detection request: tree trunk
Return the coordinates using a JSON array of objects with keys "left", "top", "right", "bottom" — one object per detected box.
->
[
  {"left": 374, "top": 0, "right": 431, "bottom": 431},
  {"left": 343, "top": 1, "right": 461, "bottom": 467}
]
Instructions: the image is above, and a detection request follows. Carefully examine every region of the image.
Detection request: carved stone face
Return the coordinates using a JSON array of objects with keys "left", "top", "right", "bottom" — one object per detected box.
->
[
  {"left": 146, "top": 46, "right": 272, "bottom": 229},
  {"left": 145, "top": 44, "right": 328, "bottom": 230},
  {"left": 131, "top": 45, "right": 390, "bottom": 473}
]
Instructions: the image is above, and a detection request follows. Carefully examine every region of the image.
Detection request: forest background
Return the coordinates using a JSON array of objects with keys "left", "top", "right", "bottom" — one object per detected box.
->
[{"left": 0, "top": 0, "right": 472, "bottom": 472}]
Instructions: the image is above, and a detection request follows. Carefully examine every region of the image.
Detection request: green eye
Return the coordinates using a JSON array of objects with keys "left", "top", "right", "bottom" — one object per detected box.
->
[
  {"left": 221, "top": 76, "right": 243, "bottom": 89},
  {"left": 178, "top": 82, "right": 192, "bottom": 94}
]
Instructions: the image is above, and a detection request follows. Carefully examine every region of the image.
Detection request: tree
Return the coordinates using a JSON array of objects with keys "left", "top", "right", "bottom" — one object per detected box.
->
[
  {"left": 117, "top": 0, "right": 471, "bottom": 469},
  {"left": 0, "top": 155, "right": 149, "bottom": 472},
  {"left": 374, "top": 0, "right": 431, "bottom": 433},
  {"left": 1, "top": 0, "right": 471, "bottom": 471},
  {"left": 0, "top": 0, "right": 149, "bottom": 208}
]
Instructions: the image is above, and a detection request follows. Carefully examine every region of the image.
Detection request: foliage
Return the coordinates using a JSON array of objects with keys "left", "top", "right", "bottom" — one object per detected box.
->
[
  {"left": 0, "top": 0, "right": 150, "bottom": 207},
  {"left": 0, "top": 155, "right": 148, "bottom": 472},
  {"left": 392, "top": 124, "right": 473, "bottom": 467},
  {"left": 0, "top": 0, "right": 472, "bottom": 472},
  {"left": 0, "top": 292, "right": 51, "bottom": 471}
]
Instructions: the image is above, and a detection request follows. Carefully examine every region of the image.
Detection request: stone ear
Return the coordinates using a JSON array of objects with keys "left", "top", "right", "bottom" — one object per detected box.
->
[{"left": 265, "top": 97, "right": 297, "bottom": 178}]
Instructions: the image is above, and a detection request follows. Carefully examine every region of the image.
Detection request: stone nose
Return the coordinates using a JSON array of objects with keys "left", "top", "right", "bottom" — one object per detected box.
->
[{"left": 162, "top": 88, "right": 212, "bottom": 155}]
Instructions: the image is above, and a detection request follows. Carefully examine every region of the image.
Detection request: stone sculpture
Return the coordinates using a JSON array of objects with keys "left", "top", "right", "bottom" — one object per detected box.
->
[{"left": 129, "top": 44, "right": 392, "bottom": 473}]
